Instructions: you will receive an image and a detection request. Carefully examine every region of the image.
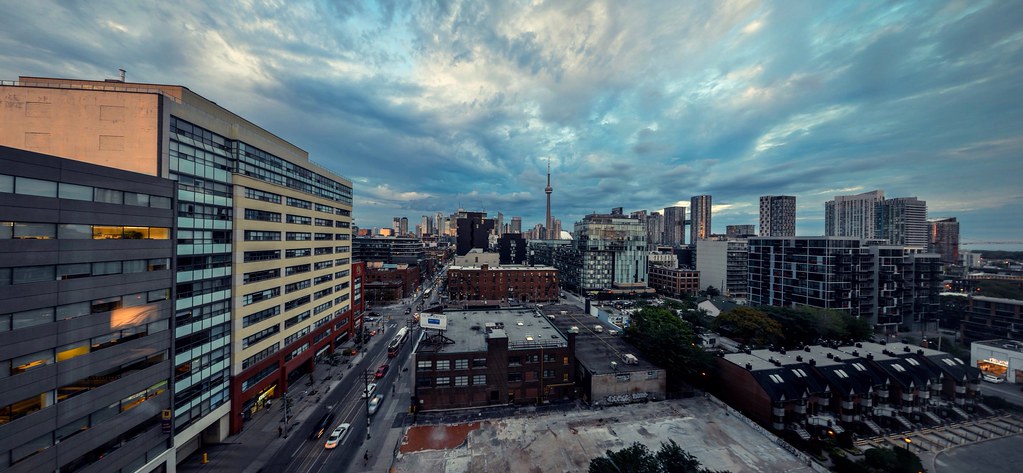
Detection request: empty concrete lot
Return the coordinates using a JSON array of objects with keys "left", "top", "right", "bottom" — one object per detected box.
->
[{"left": 395, "top": 398, "right": 813, "bottom": 473}]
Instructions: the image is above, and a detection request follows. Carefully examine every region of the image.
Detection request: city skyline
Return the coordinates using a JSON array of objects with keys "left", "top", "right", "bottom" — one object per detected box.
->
[{"left": 1, "top": 1, "right": 1021, "bottom": 248}]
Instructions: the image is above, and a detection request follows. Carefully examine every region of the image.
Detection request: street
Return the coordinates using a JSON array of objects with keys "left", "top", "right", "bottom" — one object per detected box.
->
[{"left": 264, "top": 264, "right": 446, "bottom": 473}]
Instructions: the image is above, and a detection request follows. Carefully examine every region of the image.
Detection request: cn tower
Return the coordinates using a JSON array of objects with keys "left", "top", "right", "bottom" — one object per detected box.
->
[{"left": 545, "top": 157, "right": 553, "bottom": 239}]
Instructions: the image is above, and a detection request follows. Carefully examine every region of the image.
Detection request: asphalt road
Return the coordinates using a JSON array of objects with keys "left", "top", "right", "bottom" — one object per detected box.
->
[{"left": 265, "top": 265, "right": 447, "bottom": 473}]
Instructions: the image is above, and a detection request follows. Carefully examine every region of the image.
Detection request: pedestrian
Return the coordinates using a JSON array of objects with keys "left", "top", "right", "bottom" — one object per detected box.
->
[{"left": 278, "top": 426, "right": 283, "bottom": 437}]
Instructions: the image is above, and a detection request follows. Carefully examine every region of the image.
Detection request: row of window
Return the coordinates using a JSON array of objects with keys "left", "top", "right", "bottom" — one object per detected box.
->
[
  {"left": 0, "top": 174, "right": 172, "bottom": 208},
  {"left": 1, "top": 258, "right": 169, "bottom": 286},
  {"left": 0, "top": 222, "right": 171, "bottom": 240},
  {"left": 0, "top": 291, "right": 169, "bottom": 332},
  {"left": 416, "top": 375, "right": 488, "bottom": 388},
  {"left": 2, "top": 318, "right": 169, "bottom": 379},
  {"left": 242, "top": 231, "right": 341, "bottom": 242},
  {"left": 235, "top": 143, "right": 352, "bottom": 205},
  {"left": 0, "top": 353, "right": 165, "bottom": 428},
  {"left": 242, "top": 343, "right": 280, "bottom": 370},
  {"left": 243, "top": 325, "right": 280, "bottom": 349}
]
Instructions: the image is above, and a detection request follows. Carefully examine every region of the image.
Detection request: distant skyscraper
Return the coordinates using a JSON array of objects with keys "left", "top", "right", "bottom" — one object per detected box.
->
[
  {"left": 545, "top": 157, "right": 554, "bottom": 239},
  {"left": 663, "top": 206, "right": 686, "bottom": 246},
  {"left": 400, "top": 216, "right": 409, "bottom": 236},
  {"left": 825, "top": 190, "right": 884, "bottom": 239},
  {"left": 878, "top": 197, "right": 928, "bottom": 248},
  {"left": 928, "top": 217, "right": 960, "bottom": 264},
  {"left": 647, "top": 212, "right": 664, "bottom": 246},
  {"left": 422, "top": 215, "right": 432, "bottom": 236},
  {"left": 690, "top": 195, "right": 712, "bottom": 242},
  {"left": 759, "top": 195, "right": 796, "bottom": 236},
  {"left": 496, "top": 212, "right": 504, "bottom": 236},
  {"left": 456, "top": 211, "right": 494, "bottom": 255},
  {"left": 392, "top": 217, "right": 401, "bottom": 234},
  {"left": 435, "top": 212, "right": 444, "bottom": 235},
  {"left": 511, "top": 216, "right": 522, "bottom": 234},
  {"left": 726, "top": 224, "right": 756, "bottom": 238}
]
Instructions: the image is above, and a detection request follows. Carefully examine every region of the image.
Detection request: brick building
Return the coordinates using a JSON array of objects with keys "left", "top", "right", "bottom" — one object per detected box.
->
[
  {"left": 412, "top": 308, "right": 575, "bottom": 411},
  {"left": 647, "top": 265, "right": 700, "bottom": 298},
  {"left": 447, "top": 265, "right": 558, "bottom": 303}
]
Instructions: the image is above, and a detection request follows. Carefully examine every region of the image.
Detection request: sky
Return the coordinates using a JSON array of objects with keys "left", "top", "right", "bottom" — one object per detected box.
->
[{"left": 1, "top": 0, "right": 1021, "bottom": 249}]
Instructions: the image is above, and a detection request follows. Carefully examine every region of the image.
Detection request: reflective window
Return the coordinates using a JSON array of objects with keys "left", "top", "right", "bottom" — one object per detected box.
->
[
  {"left": 13, "top": 222, "right": 55, "bottom": 239},
  {"left": 123, "top": 192, "right": 150, "bottom": 206},
  {"left": 59, "top": 183, "right": 93, "bottom": 201},
  {"left": 93, "top": 188, "right": 123, "bottom": 204},
  {"left": 0, "top": 174, "right": 12, "bottom": 193},
  {"left": 58, "top": 224, "right": 92, "bottom": 239},
  {"left": 13, "top": 266, "right": 54, "bottom": 284},
  {"left": 15, "top": 177, "right": 57, "bottom": 197}
]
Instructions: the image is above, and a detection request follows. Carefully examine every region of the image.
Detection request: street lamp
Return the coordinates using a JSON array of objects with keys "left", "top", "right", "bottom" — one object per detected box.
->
[{"left": 903, "top": 437, "right": 911, "bottom": 451}]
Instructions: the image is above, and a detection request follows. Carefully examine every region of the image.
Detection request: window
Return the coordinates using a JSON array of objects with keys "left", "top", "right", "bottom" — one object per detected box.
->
[
  {"left": 286, "top": 232, "right": 311, "bottom": 241},
  {"left": 244, "top": 269, "right": 280, "bottom": 284},
  {"left": 285, "top": 279, "right": 312, "bottom": 293},
  {"left": 59, "top": 183, "right": 93, "bottom": 201},
  {"left": 473, "top": 358, "right": 486, "bottom": 368},
  {"left": 435, "top": 377, "right": 450, "bottom": 387},
  {"left": 286, "top": 264, "right": 311, "bottom": 276},
  {"left": 243, "top": 288, "right": 280, "bottom": 306},
  {"left": 455, "top": 359, "right": 469, "bottom": 370},
  {"left": 417, "top": 360, "right": 432, "bottom": 371},
  {"left": 15, "top": 177, "right": 57, "bottom": 197},
  {"left": 92, "top": 261, "right": 122, "bottom": 276},
  {"left": 243, "top": 306, "right": 280, "bottom": 328},
  {"left": 57, "top": 263, "right": 91, "bottom": 280},
  {"left": 243, "top": 325, "right": 281, "bottom": 349},
  {"left": 286, "top": 248, "right": 311, "bottom": 258},
  {"left": 245, "top": 188, "right": 282, "bottom": 204},
  {"left": 0, "top": 174, "right": 12, "bottom": 193},
  {"left": 454, "top": 376, "right": 468, "bottom": 387},
  {"left": 315, "top": 203, "right": 334, "bottom": 213},
  {"left": 287, "top": 214, "right": 311, "bottom": 225},
  {"left": 284, "top": 311, "right": 311, "bottom": 328},
  {"left": 435, "top": 360, "right": 450, "bottom": 370},
  {"left": 93, "top": 188, "right": 123, "bottom": 204},
  {"left": 473, "top": 375, "right": 486, "bottom": 385},
  {"left": 244, "top": 209, "right": 281, "bottom": 222},
  {"left": 244, "top": 230, "right": 280, "bottom": 241},
  {"left": 286, "top": 197, "right": 312, "bottom": 209},
  {"left": 508, "top": 372, "right": 522, "bottom": 382},
  {"left": 123, "top": 192, "right": 150, "bottom": 206},
  {"left": 284, "top": 295, "right": 310, "bottom": 311},
  {"left": 14, "top": 222, "right": 55, "bottom": 239},
  {"left": 244, "top": 250, "right": 280, "bottom": 262},
  {"left": 314, "top": 218, "right": 333, "bottom": 227},
  {"left": 315, "top": 233, "right": 333, "bottom": 241},
  {"left": 13, "top": 266, "right": 55, "bottom": 284},
  {"left": 543, "top": 369, "right": 556, "bottom": 379}
]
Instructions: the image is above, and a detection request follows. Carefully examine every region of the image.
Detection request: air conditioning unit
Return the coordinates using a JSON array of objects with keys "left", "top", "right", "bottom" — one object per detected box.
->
[{"left": 623, "top": 354, "right": 639, "bottom": 365}]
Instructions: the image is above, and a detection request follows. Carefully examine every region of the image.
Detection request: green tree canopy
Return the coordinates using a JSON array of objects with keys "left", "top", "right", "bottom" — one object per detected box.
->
[
  {"left": 589, "top": 440, "right": 729, "bottom": 473},
  {"left": 625, "top": 307, "right": 713, "bottom": 385},
  {"left": 711, "top": 307, "right": 784, "bottom": 346}
]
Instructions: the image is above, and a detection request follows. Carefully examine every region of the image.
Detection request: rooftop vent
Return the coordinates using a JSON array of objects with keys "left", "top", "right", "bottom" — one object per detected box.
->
[
  {"left": 903, "top": 346, "right": 911, "bottom": 352},
  {"left": 745, "top": 363, "right": 753, "bottom": 370},
  {"left": 804, "top": 346, "right": 811, "bottom": 352},
  {"left": 796, "top": 355, "right": 803, "bottom": 362},
  {"left": 826, "top": 353, "right": 834, "bottom": 359},
  {"left": 780, "top": 348, "right": 787, "bottom": 355},
  {"left": 855, "top": 343, "right": 863, "bottom": 348},
  {"left": 809, "top": 359, "right": 817, "bottom": 366},
  {"left": 852, "top": 350, "right": 859, "bottom": 357},
  {"left": 917, "top": 349, "right": 924, "bottom": 355},
  {"left": 833, "top": 356, "right": 841, "bottom": 362},
  {"left": 867, "top": 353, "right": 874, "bottom": 360}
]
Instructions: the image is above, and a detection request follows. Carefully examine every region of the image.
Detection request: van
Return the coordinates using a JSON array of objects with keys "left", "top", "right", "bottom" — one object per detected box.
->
[
  {"left": 594, "top": 325, "right": 604, "bottom": 333},
  {"left": 982, "top": 373, "right": 1004, "bottom": 384}
]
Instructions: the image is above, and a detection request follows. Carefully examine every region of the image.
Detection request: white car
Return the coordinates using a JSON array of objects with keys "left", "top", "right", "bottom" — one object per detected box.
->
[
  {"left": 324, "top": 423, "right": 351, "bottom": 449},
  {"left": 362, "top": 382, "right": 378, "bottom": 398},
  {"left": 982, "top": 373, "right": 1004, "bottom": 383},
  {"left": 368, "top": 394, "right": 385, "bottom": 415}
]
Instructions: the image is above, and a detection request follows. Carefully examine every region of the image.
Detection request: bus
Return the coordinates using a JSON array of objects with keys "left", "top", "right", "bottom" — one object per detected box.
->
[{"left": 387, "top": 327, "right": 409, "bottom": 358}]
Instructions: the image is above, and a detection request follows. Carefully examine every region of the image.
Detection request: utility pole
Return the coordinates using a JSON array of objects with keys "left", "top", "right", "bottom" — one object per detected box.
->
[
  {"left": 282, "top": 390, "right": 290, "bottom": 439},
  {"left": 364, "top": 368, "right": 372, "bottom": 439}
]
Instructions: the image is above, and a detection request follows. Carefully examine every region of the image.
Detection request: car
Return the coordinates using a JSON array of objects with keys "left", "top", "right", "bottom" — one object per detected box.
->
[
  {"left": 375, "top": 364, "right": 390, "bottom": 378},
  {"left": 311, "top": 411, "right": 336, "bottom": 439},
  {"left": 368, "top": 394, "right": 385, "bottom": 415},
  {"left": 324, "top": 423, "right": 351, "bottom": 449},
  {"left": 982, "top": 373, "right": 1005, "bottom": 383},
  {"left": 405, "top": 307, "right": 412, "bottom": 314},
  {"left": 369, "top": 329, "right": 378, "bottom": 337},
  {"left": 362, "top": 382, "right": 377, "bottom": 398}
]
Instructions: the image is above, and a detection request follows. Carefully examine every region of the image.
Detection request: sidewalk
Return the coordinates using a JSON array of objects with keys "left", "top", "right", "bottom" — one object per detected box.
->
[{"left": 178, "top": 349, "right": 364, "bottom": 473}]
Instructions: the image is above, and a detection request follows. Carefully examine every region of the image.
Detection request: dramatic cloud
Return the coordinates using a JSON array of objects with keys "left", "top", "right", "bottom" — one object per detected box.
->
[{"left": 1, "top": 0, "right": 1021, "bottom": 246}]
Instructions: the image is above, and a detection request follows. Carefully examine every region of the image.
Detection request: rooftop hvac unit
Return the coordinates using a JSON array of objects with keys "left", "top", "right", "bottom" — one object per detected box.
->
[
  {"left": 568, "top": 326, "right": 579, "bottom": 334},
  {"left": 623, "top": 354, "right": 639, "bottom": 365}
]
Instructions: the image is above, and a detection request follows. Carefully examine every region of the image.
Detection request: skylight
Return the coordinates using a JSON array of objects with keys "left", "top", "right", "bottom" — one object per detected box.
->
[
  {"left": 835, "top": 369, "right": 849, "bottom": 378},
  {"left": 851, "top": 363, "right": 866, "bottom": 371},
  {"left": 769, "top": 374, "right": 785, "bottom": 383},
  {"left": 905, "top": 358, "right": 920, "bottom": 366},
  {"left": 891, "top": 364, "right": 906, "bottom": 372}
]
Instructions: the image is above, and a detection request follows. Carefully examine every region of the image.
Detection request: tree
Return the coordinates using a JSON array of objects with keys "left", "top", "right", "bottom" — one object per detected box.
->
[
  {"left": 625, "top": 307, "right": 714, "bottom": 387},
  {"left": 589, "top": 440, "right": 729, "bottom": 473},
  {"left": 712, "top": 307, "right": 783, "bottom": 346},
  {"left": 705, "top": 286, "right": 721, "bottom": 297}
]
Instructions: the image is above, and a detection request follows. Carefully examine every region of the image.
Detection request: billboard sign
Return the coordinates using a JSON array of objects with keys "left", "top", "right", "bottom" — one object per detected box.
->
[{"left": 420, "top": 313, "right": 447, "bottom": 330}]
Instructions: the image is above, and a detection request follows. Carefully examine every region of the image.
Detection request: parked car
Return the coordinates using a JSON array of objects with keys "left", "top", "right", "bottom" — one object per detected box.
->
[
  {"left": 368, "top": 394, "right": 385, "bottom": 415},
  {"left": 982, "top": 373, "right": 1005, "bottom": 383},
  {"left": 362, "top": 382, "right": 378, "bottom": 398},
  {"left": 375, "top": 364, "right": 390, "bottom": 378},
  {"left": 324, "top": 423, "right": 351, "bottom": 449}
]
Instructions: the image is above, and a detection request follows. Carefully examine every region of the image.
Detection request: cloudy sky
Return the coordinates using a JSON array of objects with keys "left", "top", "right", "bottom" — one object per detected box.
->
[{"left": 1, "top": 1, "right": 1021, "bottom": 247}]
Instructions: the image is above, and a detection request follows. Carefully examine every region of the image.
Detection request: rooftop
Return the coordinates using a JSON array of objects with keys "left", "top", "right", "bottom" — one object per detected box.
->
[
  {"left": 417, "top": 307, "right": 567, "bottom": 354},
  {"left": 974, "top": 339, "right": 1023, "bottom": 353},
  {"left": 541, "top": 304, "right": 662, "bottom": 375}
]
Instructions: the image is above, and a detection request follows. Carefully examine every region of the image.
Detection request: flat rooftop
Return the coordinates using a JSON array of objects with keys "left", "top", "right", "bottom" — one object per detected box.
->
[
  {"left": 541, "top": 304, "right": 661, "bottom": 375},
  {"left": 418, "top": 307, "right": 567, "bottom": 354},
  {"left": 974, "top": 339, "right": 1023, "bottom": 353}
]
